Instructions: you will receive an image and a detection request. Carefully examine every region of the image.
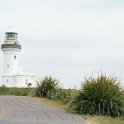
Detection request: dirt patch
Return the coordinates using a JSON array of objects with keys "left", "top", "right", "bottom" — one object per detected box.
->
[{"left": 0, "top": 108, "right": 4, "bottom": 117}]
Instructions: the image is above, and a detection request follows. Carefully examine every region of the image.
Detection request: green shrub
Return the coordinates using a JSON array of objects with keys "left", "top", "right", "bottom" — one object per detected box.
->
[
  {"left": 35, "top": 76, "right": 59, "bottom": 99},
  {"left": 70, "top": 75, "right": 124, "bottom": 117},
  {"left": 53, "top": 88, "right": 78, "bottom": 104}
]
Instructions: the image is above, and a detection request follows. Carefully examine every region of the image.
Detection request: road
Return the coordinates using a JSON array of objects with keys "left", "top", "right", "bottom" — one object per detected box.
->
[{"left": 0, "top": 96, "right": 86, "bottom": 124}]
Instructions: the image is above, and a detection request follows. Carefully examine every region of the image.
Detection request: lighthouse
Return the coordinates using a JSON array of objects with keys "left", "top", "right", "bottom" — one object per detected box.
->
[{"left": 1, "top": 28, "right": 36, "bottom": 87}]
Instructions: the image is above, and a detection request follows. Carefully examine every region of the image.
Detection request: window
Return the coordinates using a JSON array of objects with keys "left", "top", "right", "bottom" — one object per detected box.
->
[
  {"left": 7, "top": 64, "right": 9, "bottom": 68},
  {"left": 25, "top": 79, "right": 28, "bottom": 84},
  {"left": 7, "top": 33, "right": 15, "bottom": 38},
  {"left": 6, "top": 33, "right": 17, "bottom": 41},
  {"left": 7, "top": 79, "right": 9, "bottom": 83},
  {"left": 14, "top": 56, "right": 16, "bottom": 59}
]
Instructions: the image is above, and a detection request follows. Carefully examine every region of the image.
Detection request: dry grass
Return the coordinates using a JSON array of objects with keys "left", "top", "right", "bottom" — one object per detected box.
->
[
  {"left": 82, "top": 115, "right": 124, "bottom": 124},
  {"left": 0, "top": 108, "right": 4, "bottom": 117},
  {"left": 35, "top": 97, "right": 68, "bottom": 110},
  {"left": 34, "top": 97, "right": 124, "bottom": 124}
]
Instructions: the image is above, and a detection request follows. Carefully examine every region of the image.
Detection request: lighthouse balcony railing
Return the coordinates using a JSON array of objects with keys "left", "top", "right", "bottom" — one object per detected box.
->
[{"left": 1, "top": 44, "right": 21, "bottom": 49}]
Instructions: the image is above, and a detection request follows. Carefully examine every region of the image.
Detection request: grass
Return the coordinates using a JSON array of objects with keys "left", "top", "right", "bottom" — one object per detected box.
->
[
  {"left": 0, "top": 87, "right": 34, "bottom": 96},
  {"left": 83, "top": 115, "right": 124, "bottom": 124},
  {"left": 36, "top": 98, "right": 124, "bottom": 124},
  {"left": 35, "top": 97, "right": 68, "bottom": 110}
]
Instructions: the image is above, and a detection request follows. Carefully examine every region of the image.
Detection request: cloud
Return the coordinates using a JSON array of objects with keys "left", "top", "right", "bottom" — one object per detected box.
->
[{"left": 0, "top": 0, "right": 124, "bottom": 87}]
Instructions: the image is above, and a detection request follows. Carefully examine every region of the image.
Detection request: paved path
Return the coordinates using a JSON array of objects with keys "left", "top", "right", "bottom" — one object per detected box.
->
[{"left": 0, "top": 96, "right": 86, "bottom": 124}]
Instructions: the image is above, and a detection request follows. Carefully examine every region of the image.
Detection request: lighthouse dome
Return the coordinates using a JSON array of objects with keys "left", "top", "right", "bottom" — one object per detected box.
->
[{"left": 6, "top": 26, "right": 17, "bottom": 34}]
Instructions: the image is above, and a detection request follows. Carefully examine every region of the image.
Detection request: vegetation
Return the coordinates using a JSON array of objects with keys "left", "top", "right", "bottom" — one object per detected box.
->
[
  {"left": 36, "top": 97, "right": 68, "bottom": 110},
  {"left": 35, "top": 98, "right": 124, "bottom": 124},
  {"left": 53, "top": 88, "right": 78, "bottom": 104},
  {"left": 70, "top": 75, "right": 124, "bottom": 116},
  {"left": 35, "top": 75, "right": 124, "bottom": 117},
  {"left": 35, "top": 76, "right": 59, "bottom": 99},
  {"left": 34, "top": 76, "right": 78, "bottom": 104},
  {"left": 1, "top": 74, "right": 124, "bottom": 123},
  {"left": 0, "top": 87, "right": 33, "bottom": 96},
  {"left": 83, "top": 115, "right": 124, "bottom": 124}
]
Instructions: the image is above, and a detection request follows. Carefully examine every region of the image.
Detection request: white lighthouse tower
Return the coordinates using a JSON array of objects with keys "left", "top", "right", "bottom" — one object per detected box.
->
[{"left": 1, "top": 27, "right": 36, "bottom": 87}]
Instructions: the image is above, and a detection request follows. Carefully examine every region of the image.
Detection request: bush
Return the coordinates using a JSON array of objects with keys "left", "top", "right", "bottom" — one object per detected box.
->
[
  {"left": 35, "top": 76, "right": 59, "bottom": 99},
  {"left": 70, "top": 75, "right": 124, "bottom": 117},
  {"left": 53, "top": 88, "right": 78, "bottom": 104}
]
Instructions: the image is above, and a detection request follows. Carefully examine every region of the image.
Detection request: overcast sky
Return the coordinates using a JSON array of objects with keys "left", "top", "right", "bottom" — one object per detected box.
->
[{"left": 0, "top": 0, "right": 124, "bottom": 88}]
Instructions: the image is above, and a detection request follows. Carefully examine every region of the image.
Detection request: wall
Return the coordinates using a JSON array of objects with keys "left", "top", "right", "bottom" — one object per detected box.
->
[{"left": 0, "top": 74, "right": 36, "bottom": 87}]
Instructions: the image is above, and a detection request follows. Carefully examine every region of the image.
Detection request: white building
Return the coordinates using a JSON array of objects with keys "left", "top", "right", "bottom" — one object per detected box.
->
[{"left": 0, "top": 28, "right": 36, "bottom": 87}]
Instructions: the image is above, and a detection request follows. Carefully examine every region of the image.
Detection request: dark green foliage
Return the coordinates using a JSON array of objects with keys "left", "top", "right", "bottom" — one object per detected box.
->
[
  {"left": 35, "top": 76, "right": 59, "bottom": 99},
  {"left": 70, "top": 75, "right": 124, "bottom": 117}
]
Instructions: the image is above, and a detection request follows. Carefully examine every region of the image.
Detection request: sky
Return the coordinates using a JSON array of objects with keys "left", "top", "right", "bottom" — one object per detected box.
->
[{"left": 0, "top": 0, "right": 124, "bottom": 88}]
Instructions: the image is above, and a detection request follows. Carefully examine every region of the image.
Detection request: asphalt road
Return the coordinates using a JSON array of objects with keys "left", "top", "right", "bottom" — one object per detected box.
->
[{"left": 0, "top": 96, "right": 86, "bottom": 124}]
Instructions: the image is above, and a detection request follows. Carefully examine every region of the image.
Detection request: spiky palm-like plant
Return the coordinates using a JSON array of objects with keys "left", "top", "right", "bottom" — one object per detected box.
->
[
  {"left": 70, "top": 75, "right": 124, "bottom": 116},
  {"left": 35, "top": 76, "right": 59, "bottom": 99}
]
